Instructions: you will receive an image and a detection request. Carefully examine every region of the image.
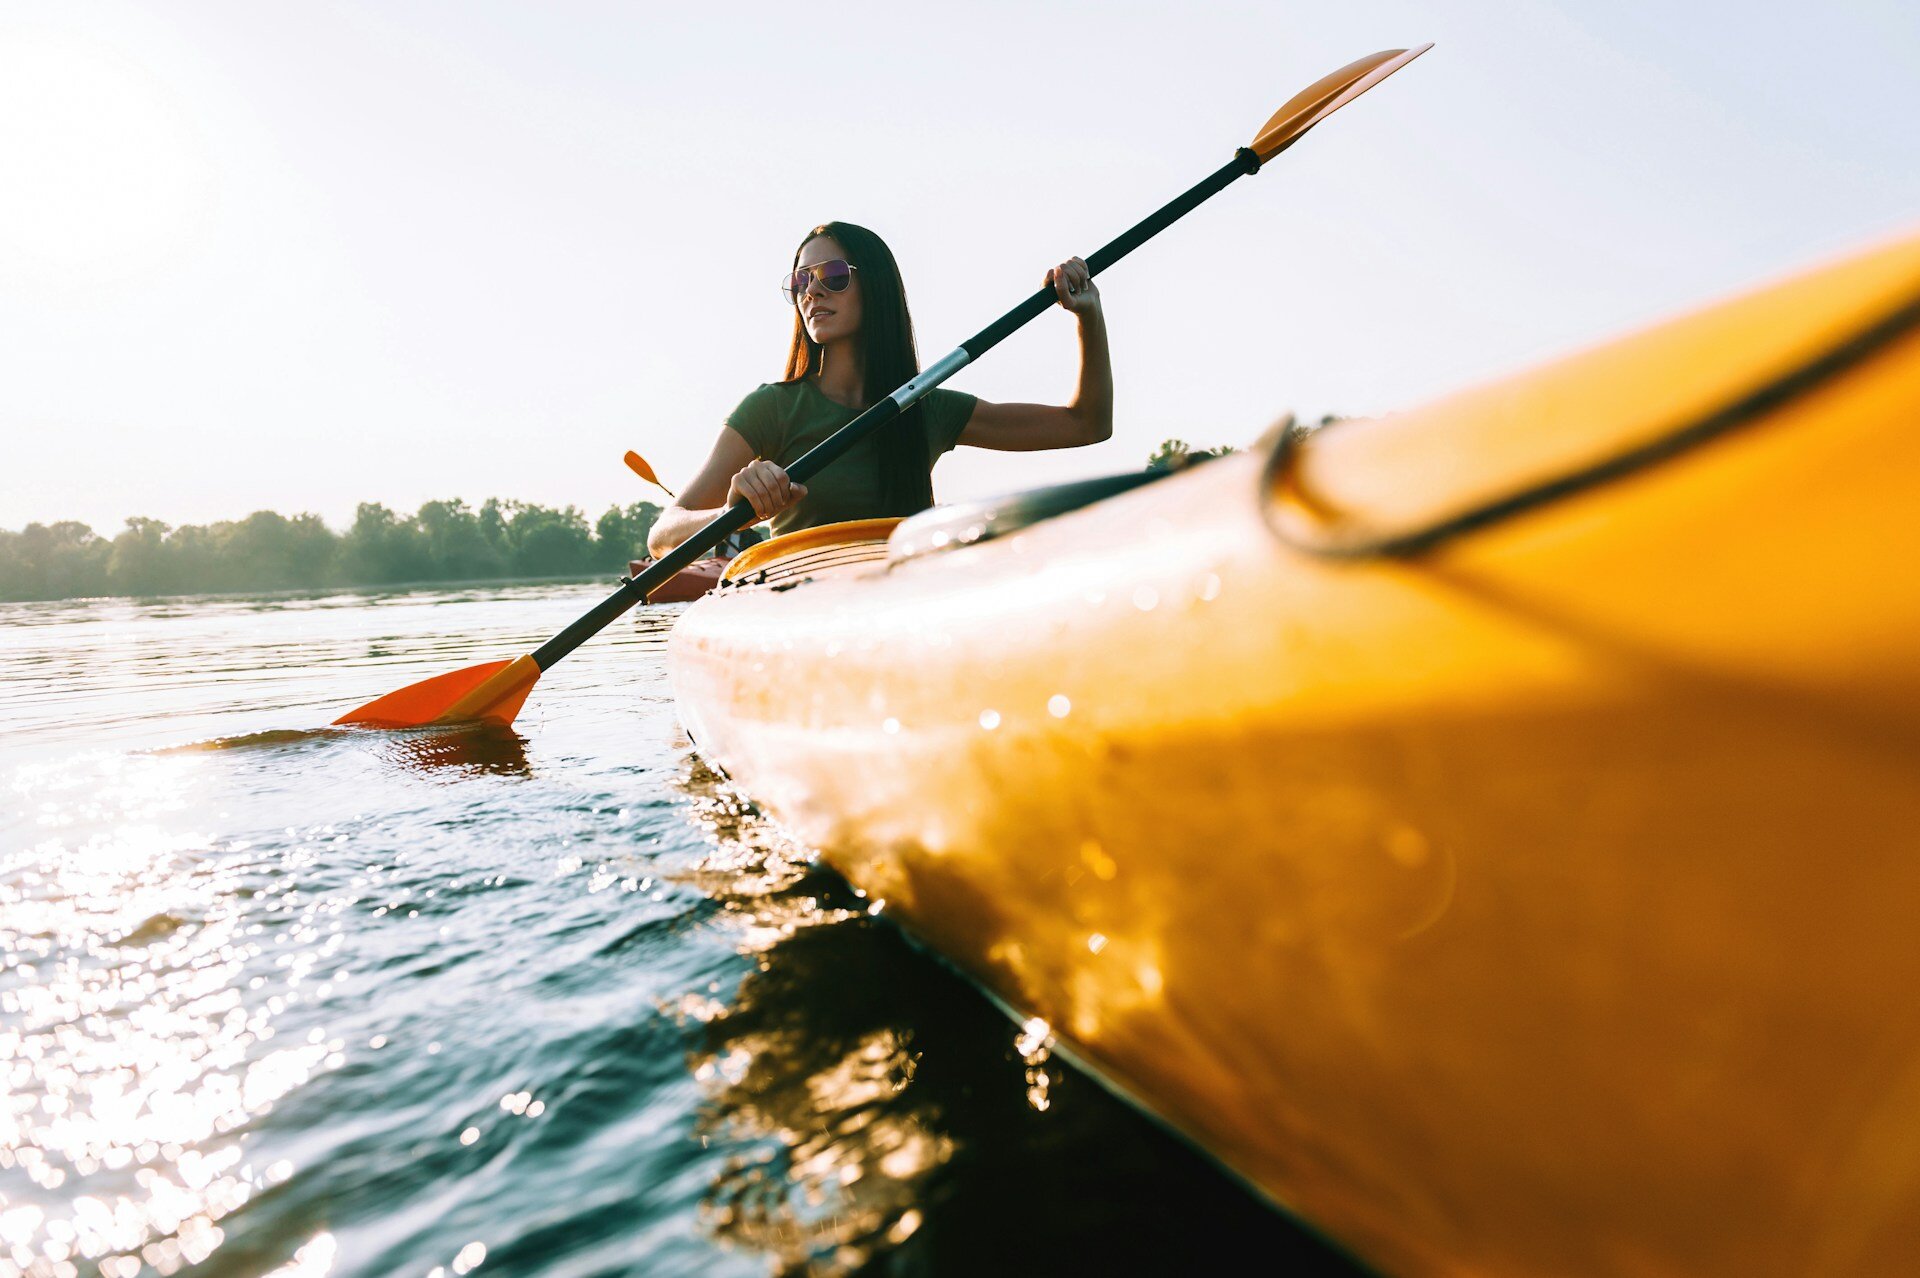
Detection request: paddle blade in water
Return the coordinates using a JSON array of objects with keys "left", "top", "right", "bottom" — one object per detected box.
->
[
  {"left": 1250, "top": 44, "right": 1432, "bottom": 163},
  {"left": 624, "top": 450, "right": 675, "bottom": 497},
  {"left": 334, "top": 654, "right": 542, "bottom": 728}
]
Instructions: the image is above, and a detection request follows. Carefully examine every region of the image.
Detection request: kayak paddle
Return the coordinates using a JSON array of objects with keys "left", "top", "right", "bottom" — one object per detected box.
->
[
  {"left": 624, "top": 450, "right": 676, "bottom": 498},
  {"left": 334, "top": 44, "right": 1432, "bottom": 729}
]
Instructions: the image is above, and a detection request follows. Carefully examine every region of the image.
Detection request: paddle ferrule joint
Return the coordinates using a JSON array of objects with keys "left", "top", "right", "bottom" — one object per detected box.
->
[
  {"left": 890, "top": 347, "right": 972, "bottom": 410},
  {"left": 1235, "top": 146, "right": 1262, "bottom": 175},
  {"left": 435, "top": 653, "right": 541, "bottom": 726}
]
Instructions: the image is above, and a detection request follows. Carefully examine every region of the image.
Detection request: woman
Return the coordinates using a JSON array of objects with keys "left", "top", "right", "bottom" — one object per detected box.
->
[{"left": 647, "top": 221, "right": 1112, "bottom": 555}]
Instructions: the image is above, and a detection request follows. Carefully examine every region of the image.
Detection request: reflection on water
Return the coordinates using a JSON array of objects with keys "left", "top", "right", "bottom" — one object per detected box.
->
[
  {"left": 676, "top": 761, "right": 1359, "bottom": 1277},
  {"left": 164, "top": 722, "right": 534, "bottom": 780},
  {"left": 0, "top": 585, "right": 1357, "bottom": 1277},
  {"left": 366, "top": 726, "right": 534, "bottom": 781},
  {"left": 678, "top": 770, "right": 946, "bottom": 1271}
]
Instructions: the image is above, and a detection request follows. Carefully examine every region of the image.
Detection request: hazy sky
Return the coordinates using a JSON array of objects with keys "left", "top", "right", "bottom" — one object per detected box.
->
[{"left": 4, "top": 1, "right": 1917, "bottom": 535}]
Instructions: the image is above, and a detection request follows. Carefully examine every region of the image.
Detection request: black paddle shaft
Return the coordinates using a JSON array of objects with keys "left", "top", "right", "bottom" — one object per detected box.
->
[{"left": 530, "top": 146, "right": 1264, "bottom": 672}]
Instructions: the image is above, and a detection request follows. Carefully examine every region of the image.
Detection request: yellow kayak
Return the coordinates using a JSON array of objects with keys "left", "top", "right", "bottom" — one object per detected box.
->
[{"left": 667, "top": 230, "right": 1920, "bottom": 1277}]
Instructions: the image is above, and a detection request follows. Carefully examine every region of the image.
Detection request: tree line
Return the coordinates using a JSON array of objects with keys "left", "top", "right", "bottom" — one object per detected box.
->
[
  {"left": 3, "top": 438, "right": 1258, "bottom": 602},
  {"left": 0, "top": 498, "right": 665, "bottom": 602},
  {"left": 1144, "top": 438, "right": 1238, "bottom": 470}
]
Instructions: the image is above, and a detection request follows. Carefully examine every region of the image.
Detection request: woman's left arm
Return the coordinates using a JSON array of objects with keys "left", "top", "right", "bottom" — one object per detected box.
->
[{"left": 957, "top": 256, "right": 1113, "bottom": 452}]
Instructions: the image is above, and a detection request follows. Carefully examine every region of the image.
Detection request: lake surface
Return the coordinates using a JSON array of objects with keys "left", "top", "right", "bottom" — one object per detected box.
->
[{"left": 0, "top": 583, "right": 1359, "bottom": 1277}]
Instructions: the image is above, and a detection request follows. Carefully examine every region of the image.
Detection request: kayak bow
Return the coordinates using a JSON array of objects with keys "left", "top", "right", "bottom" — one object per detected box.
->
[{"left": 667, "top": 229, "right": 1920, "bottom": 1277}]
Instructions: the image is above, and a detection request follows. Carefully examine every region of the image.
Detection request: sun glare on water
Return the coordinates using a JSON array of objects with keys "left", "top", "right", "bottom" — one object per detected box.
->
[
  {"left": 2, "top": 750, "right": 342, "bottom": 1277},
  {"left": 0, "top": 30, "right": 209, "bottom": 282}
]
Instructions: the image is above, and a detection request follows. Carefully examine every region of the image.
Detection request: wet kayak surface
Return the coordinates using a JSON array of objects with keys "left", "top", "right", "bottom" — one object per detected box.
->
[{"left": 0, "top": 584, "right": 1358, "bottom": 1277}]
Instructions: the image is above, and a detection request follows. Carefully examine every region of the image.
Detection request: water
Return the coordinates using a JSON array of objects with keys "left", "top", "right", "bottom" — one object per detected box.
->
[{"left": 1, "top": 584, "right": 1358, "bottom": 1277}]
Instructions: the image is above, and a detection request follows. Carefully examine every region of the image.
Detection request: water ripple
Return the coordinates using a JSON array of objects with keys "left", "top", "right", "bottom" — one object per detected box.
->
[{"left": 0, "top": 585, "right": 1353, "bottom": 1277}]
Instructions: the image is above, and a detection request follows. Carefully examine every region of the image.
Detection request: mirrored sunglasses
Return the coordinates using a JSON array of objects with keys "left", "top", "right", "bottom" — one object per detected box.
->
[{"left": 782, "top": 259, "right": 857, "bottom": 304}]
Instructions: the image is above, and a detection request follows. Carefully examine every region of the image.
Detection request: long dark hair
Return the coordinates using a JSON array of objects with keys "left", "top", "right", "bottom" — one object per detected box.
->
[{"left": 782, "top": 222, "right": 932, "bottom": 515}]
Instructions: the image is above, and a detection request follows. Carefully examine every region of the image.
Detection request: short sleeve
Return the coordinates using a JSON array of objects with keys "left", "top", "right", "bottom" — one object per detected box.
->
[
  {"left": 725, "top": 384, "right": 784, "bottom": 459},
  {"left": 921, "top": 389, "right": 978, "bottom": 458}
]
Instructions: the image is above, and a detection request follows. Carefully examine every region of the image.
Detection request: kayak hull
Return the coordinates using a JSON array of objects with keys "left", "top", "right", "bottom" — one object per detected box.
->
[
  {"left": 667, "top": 232, "right": 1920, "bottom": 1276},
  {"left": 628, "top": 556, "right": 725, "bottom": 603}
]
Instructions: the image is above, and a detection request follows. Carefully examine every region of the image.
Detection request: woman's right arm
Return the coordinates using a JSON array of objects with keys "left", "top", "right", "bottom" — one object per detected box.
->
[{"left": 646, "top": 427, "right": 808, "bottom": 557}]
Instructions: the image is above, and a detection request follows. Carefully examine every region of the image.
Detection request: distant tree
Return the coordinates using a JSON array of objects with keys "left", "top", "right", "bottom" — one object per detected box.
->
[
  {"left": 225, "top": 510, "right": 332, "bottom": 591},
  {"left": 508, "top": 504, "right": 593, "bottom": 577},
  {"left": 1145, "top": 438, "right": 1238, "bottom": 472},
  {"left": 285, "top": 512, "right": 338, "bottom": 585},
  {"left": 417, "top": 499, "right": 505, "bottom": 580},
  {"left": 593, "top": 501, "right": 662, "bottom": 570},
  {"left": 0, "top": 493, "right": 688, "bottom": 601},
  {"left": 0, "top": 531, "right": 18, "bottom": 600},
  {"left": 2, "top": 521, "right": 111, "bottom": 600},
  {"left": 108, "top": 518, "right": 173, "bottom": 595},
  {"left": 166, "top": 524, "right": 221, "bottom": 594},
  {"left": 343, "top": 503, "right": 430, "bottom": 584},
  {"left": 478, "top": 497, "right": 514, "bottom": 564}
]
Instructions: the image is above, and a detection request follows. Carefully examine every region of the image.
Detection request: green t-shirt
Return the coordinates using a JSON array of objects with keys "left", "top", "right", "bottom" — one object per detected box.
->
[{"left": 725, "top": 379, "right": 977, "bottom": 537}]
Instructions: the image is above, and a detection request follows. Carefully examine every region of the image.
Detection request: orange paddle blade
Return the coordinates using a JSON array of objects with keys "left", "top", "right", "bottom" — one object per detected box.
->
[
  {"left": 334, "top": 654, "right": 542, "bottom": 728},
  {"left": 624, "top": 450, "right": 675, "bottom": 497},
  {"left": 1250, "top": 44, "right": 1432, "bottom": 163}
]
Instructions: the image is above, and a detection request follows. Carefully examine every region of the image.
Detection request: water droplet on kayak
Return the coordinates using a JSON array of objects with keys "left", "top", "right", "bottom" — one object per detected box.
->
[
  {"left": 1133, "top": 586, "right": 1158, "bottom": 611},
  {"left": 978, "top": 710, "right": 1000, "bottom": 730},
  {"left": 1198, "top": 572, "right": 1222, "bottom": 602},
  {"left": 1047, "top": 695, "right": 1071, "bottom": 719},
  {"left": 1386, "top": 824, "right": 1430, "bottom": 868},
  {"left": 882, "top": 717, "right": 900, "bottom": 735},
  {"left": 1087, "top": 933, "right": 1108, "bottom": 955}
]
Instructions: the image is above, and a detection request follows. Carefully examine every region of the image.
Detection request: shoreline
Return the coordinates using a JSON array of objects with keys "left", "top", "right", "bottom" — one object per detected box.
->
[{"left": 0, "top": 571, "right": 625, "bottom": 609}]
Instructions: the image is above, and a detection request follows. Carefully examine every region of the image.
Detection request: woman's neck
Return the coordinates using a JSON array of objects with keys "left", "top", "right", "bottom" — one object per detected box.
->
[{"left": 813, "top": 343, "right": 866, "bottom": 409}]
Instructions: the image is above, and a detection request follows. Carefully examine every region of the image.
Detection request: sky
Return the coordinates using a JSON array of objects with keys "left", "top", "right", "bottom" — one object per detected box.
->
[{"left": 3, "top": 0, "right": 1917, "bottom": 535}]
